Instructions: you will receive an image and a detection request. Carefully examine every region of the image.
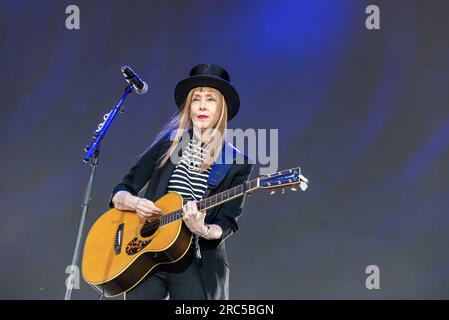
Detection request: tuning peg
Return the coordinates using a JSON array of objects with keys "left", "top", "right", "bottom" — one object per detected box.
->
[
  {"left": 299, "top": 174, "right": 309, "bottom": 191},
  {"left": 270, "top": 190, "right": 276, "bottom": 195},
  {"left": 299, "top": 174, "right": 309, "bottom": 184},
  {"left": 300, "top": 181, "right": 308, "bottom": 191},
  {"left": 290, "top": 187, "right": 297, "bottom": 191}
]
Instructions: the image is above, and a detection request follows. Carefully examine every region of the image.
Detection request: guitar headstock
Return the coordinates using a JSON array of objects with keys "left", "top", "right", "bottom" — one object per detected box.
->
[{"left": 259, "top": 167, "right": 309, "bottom": 194}]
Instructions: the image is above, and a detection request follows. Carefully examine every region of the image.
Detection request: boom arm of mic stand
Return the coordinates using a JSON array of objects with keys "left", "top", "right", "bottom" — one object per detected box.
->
[
  {"left": 84, "top": 84, "right": 133, "bottom": 162},
  {"left": 64, "top": 84, "right": 133, "bottom": 300}
]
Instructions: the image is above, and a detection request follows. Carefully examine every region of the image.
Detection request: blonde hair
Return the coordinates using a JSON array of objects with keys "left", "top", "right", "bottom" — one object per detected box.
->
[{"left": 151, "top": 87, "right": 228, "bottom": 173}]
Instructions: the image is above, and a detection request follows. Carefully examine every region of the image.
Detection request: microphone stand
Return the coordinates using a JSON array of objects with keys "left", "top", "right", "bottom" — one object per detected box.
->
[{"left": 64, "top": 84, "right": 134, "bottom": 300}]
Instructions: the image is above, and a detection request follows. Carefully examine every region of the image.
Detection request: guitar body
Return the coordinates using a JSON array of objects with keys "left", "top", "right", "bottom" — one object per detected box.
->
[{"left": 81, "top": 192, "right": 192, "bottom": 297}]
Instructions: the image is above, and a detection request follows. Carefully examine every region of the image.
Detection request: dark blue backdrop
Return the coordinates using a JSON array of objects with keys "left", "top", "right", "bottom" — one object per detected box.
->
[{"left": 0, "top": 0, "right": 448, "bottom": 299}]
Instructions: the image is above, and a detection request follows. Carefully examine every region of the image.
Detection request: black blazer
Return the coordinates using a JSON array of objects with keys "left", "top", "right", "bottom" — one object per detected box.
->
[{"left": 109, "top": 131, "right": 254, "bottom": 299}]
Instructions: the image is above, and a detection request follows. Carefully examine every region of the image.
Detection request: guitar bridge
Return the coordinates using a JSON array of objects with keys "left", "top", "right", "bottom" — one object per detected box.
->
[{"left": 114, "top": 223, "right": 124, "bottom": 255}]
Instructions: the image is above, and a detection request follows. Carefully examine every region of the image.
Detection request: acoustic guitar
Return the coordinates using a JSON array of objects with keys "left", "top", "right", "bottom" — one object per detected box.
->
[{"left": 81, "top": 167, "right": 308, "bottom": 297}]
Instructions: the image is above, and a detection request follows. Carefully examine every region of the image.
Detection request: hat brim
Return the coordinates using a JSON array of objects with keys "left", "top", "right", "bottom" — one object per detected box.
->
[{"left": 175, "top": 75, "right": 240, "bottom": 121}]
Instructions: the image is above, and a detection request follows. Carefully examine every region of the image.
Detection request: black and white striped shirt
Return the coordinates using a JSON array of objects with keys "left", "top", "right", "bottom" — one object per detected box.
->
[{"left": 167, "top": 136, "right": 211, "bottom": 202}]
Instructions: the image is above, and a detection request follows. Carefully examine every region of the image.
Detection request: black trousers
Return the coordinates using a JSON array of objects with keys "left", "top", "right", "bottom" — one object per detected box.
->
[{"left": 126, "top": 249, "right": 207, "bottom": 300}]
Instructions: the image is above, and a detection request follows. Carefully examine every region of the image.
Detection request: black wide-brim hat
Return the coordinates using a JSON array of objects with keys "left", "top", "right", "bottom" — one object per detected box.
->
[{"left": 174, "top": 64, "right": 240, "bottom": 121}]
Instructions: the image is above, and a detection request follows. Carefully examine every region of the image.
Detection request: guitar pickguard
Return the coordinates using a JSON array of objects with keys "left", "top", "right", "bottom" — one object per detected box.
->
[{"left": 126, "top": 237, "right": 150, "bottom": 255}]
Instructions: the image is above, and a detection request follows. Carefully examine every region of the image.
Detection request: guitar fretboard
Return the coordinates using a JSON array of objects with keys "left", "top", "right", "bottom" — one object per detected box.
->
[{"left": 159, "top": 178, "right": 259, "bottom": 226}]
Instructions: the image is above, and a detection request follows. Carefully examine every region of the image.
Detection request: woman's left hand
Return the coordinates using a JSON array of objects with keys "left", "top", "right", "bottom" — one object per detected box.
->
[{"left": 182, "top": 200, "right": 207, "bottom": 236}]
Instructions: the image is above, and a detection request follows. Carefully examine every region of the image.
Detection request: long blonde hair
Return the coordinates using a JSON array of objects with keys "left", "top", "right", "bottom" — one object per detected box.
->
[{"left": 151, "top": 87, "right": 228, "bottom": 173}]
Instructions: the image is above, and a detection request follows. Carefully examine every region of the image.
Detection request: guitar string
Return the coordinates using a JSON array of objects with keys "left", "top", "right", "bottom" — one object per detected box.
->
[
  {"left": 139, "top": 180, "right": 257, "bottom": 234},
  {"left": 139, "top": 185, "right": 245, "bottom": 233},
  {"left": 138, "top": 178, "right": 263, "bottom": 234},
  {"left": 139, "top": 187, "right": 245, "bottom": 234}
]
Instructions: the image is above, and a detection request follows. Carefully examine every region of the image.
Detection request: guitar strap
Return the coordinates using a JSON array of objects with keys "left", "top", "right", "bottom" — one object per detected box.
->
[
  {"left": 194, "top": 141, "right": 239, "bottom": 262},
  {"left": 205, "top": 141, "right": 239, "bottom": 193}
]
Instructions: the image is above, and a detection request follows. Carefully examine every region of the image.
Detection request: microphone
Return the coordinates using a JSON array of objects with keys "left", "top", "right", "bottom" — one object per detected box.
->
[{"left": 121, "top": 65, "right": 148, "bottom": 94}]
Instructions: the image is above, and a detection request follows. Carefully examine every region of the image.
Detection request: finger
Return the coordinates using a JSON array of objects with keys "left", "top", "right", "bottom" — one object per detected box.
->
[
  {"left": 141, "top": 203, "right": 162, "bottom": 213},
  {"left": 185, "top": 201, "right": 198, "bottom": 216},
  {"left": 137, "top": 208, "right": 160, "bottom": 219},
  {"left": 140, "top": 199, "right": 162, "bottom": 212},
  {"left": 149, "top": 208, "right": 163, "bottom": 216},
  {"left": 150, "top": 204, "right": 162, "bottom": 213},
  {"left": 137, "top": 209, "right": 153, "bottom": 217},
  {"left": 137, "top": 203, "right": 162, "bottom": 216},
  {"left": 190, "top": 201, "right": 198, "bottom": 213},
  {"left": 136, "top": 211, "right": 149, "bottom": 219},
  {"left": 188, "top": 201, "right": 198, "bottom": 212},
  {"left": 192, "top": 202, "right": 199, "bottom": 214},
  {"left": 184, "top": 210, "right": 192, "bottom": 219},
  {"left": 136, "top": 205, "right": 154, "bottom": 216},
  {"left": 183, "top": 203, "right": 194, "bottom": 218}
]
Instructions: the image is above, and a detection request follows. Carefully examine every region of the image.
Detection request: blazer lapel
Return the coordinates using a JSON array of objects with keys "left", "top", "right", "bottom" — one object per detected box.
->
[{"left": 203, "top": 140, "right": 237, "bottom": 198}]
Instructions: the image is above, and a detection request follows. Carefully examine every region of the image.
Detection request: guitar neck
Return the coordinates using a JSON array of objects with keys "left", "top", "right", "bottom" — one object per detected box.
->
[{"left": 160, "top": 178, "right": 260, "bottom": 226}]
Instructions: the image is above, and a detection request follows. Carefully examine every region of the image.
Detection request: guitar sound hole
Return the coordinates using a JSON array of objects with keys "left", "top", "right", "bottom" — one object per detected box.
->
[{"left": 140, "top": 218, "right": 160, "bottom": 238}]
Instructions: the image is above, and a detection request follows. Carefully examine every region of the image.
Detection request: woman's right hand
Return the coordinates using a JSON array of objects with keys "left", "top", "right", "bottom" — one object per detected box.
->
[{"left": 134, "top": 197, "right": 162, "bottom": 219}]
